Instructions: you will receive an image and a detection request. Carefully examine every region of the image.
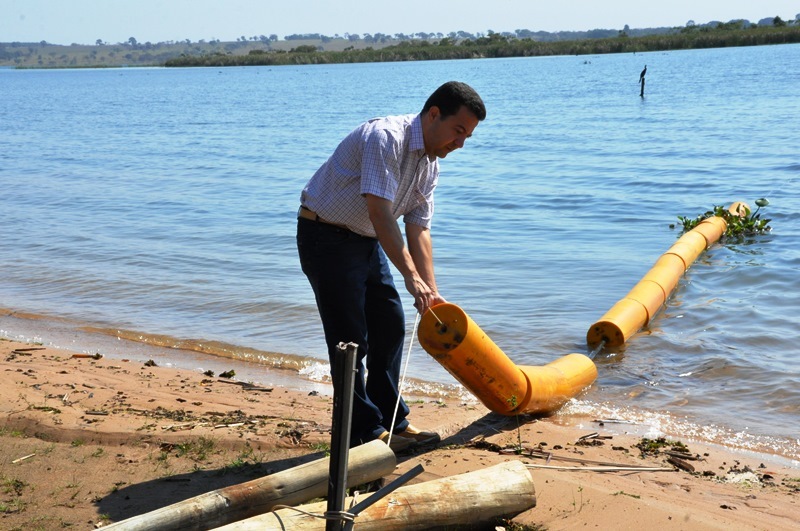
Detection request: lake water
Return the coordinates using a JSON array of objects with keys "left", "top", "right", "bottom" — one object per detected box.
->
[{"left": 1, "top": 44, "right": 798, "bottom": 462}]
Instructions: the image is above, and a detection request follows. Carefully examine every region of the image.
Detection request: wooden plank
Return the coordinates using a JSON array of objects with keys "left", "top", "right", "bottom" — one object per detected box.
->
[
  {"left": 104, "top": 440, "right": 395, "bottom": 531},
  {"left": 215, "top": 460, "right": 536, "bottom": 530}
]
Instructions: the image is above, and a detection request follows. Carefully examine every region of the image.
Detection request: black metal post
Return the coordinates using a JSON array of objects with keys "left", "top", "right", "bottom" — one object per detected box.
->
[{"left": 325, "top": 341, "right": 358, "bottom": 531}]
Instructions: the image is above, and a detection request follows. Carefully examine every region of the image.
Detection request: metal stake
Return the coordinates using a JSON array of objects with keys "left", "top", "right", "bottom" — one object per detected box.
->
[{"left": 326, "top": 341, "right": 358, "bottom": 531}]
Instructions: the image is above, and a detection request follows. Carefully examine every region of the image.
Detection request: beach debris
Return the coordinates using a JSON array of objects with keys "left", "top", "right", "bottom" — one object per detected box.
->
[
  {"left": 71, "top": 353, "right": 103, "bottom": 360},
  {"left": 10, "top": 347, "right": 44, "bottom": 357},
  {"left": 144, "top": 359, "right": 158, "bottom": 367},
  {"left": 161, "top": 422, "right": 200, "bottom": 431},
  {"left": 33, "top": 405, "right": 61, "bottom": 414},
  {"left": 277, "top": 426, "right": 306, "bottom": 444},
  {"left": 664, "top": 449, "right": 702, "bottom": 461},
  {"left": 781, "top": 478, "right": 800, "bottom": 492},
  {"left": 724, "top": 467, "right": 763, "bottom": 487},
  {"left": 635, "top": 437, "right": 689, "bottom": 457},
  {"left": 667, "top": 455, "right": 696, "bottom": 473},
  {"left": 242, "top": 384, "right": 273, "bottom": 392},
  {"left": 203, "top": 369, "right": 214, "bottom": 377},
  {"left": 593, "top": 418, "right": 639, "bottom": 425},
  {"left": 219, "top": 369, "right": 236, "bottom": 378},
  {"left": 12, "top": 453, "right": 36, "bottom": 464},
  {"left": 576, "top": 431, "right": 613, "bottom": 446},
  {"left": 526, "top": 463, "right": 673, "bottom": 472},
  {"left": 85, "top": 410, "right": 109, "bottom": 416},
  {"left": 632, "top": 437, "right": 709, "bottom": 473},
  {"left": 214, "top": 422, "right": 245, "bottom": 429},
  {"left": 511, "top": 447, "right": 672, "bottom": 472},
  {"left": 216, "top": 378, "right": 272, "bottom": 391},
  {"left": 467, "top": 435, "right": 504, "bottom": 452}
]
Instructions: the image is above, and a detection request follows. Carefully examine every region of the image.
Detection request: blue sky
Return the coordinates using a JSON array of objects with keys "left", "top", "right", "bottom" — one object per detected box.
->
[{"left": 3, "top": 0, "right": 799, "bottom": 45}]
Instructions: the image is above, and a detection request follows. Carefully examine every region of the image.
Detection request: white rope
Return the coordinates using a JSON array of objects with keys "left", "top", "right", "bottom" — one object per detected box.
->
[
  {"left": 386, "top": 311, "right": 420, "bottom": 446},
  {"left": 271, "top": 491, "right": 360, "bottom": 523},
  {"left": 271, "top": 504, "right": 354, "bottom": 522}
]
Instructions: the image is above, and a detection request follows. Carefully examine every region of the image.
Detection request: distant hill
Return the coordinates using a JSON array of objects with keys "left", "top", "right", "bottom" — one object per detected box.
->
[{"left": 2, "top": 16, "right": 797, "bottom": 69}]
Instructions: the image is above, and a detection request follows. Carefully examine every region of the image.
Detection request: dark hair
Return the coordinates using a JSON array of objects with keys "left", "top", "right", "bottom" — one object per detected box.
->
[{"left": 422, "top": 81, "right": 486, "bottom": 121}]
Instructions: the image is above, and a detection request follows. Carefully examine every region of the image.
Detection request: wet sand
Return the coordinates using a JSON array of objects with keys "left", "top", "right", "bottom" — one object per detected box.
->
[{"left": 1, "top": 338, "right": 798, "bottom": 530}]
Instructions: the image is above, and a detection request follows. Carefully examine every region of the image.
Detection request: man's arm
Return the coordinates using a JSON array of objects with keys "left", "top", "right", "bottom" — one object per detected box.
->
[
  {"left": 406, "top": 222, "right": 446, "bottom": 308},
  {"left": 365, "top": 194, "right": 436, "bottom": 314}
]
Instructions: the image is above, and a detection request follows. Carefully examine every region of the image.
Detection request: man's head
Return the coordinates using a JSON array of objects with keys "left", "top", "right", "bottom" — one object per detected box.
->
[
  {"left": 421, "top": 81, "right": 486, "bottom": 159},
  {"left": 422, "top": 81, "right": 486, "bottom": 121}
]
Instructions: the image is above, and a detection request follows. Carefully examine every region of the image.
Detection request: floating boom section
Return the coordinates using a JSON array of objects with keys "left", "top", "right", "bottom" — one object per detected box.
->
[
  {"left": 586, "top": 204, "right": 744, "bottom": 349},
  {"left": 418, "top": 303, "right": 597, "bottom": 416}
]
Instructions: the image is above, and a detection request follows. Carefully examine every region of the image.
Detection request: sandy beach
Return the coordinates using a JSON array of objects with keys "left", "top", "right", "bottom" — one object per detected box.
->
[{"left": 1, "top": 337, "right": 798, "bottom": 530}]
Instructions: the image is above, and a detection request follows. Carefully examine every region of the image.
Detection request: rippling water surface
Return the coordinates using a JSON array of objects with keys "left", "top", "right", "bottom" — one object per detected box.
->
[{"left": 1, "top": 44, "right": 798, "bottom": 460}]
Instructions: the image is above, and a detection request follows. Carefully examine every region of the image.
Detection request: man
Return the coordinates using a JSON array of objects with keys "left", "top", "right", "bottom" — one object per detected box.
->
[{"left": 297, "top": 81, "right": 486, "bottom": 451}]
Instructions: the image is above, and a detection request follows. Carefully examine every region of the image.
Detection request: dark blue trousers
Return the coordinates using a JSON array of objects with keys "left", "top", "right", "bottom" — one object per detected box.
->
[{"left": 297, "top": 217, "right": 410, "bottom": 446}]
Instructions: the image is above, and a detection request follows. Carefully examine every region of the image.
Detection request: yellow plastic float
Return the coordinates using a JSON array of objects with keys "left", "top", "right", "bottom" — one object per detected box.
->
[
  {"left": 586, "top": 202, "right": 745, "bottom": 349},
  {"left": 418, "top": 303, "right": 597, "bottom": 415},
  {"left": 415, "top": 202, "right": 745, "bottom": 416}
]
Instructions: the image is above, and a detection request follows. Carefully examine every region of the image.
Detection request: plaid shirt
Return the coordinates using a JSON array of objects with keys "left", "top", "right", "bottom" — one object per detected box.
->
[{"left": 300, "top": 113, "right": 438, "bottom": 238}]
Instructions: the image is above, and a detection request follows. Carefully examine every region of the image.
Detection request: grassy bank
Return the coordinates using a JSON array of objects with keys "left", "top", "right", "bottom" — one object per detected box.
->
[
  {"left": 3, "top": 23, "right": 799, "bottom": 69},
  {"left": 165, "top": 24, "right": 800, "bottom": 67}
]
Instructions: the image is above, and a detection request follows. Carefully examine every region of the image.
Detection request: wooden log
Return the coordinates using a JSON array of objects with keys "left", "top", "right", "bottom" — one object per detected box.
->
[
  {"left": 105, "top": 439, "right": 395, "bottom": 531},
  {"left": 213, "top": 460, "right": 536, "bottom": 530}
]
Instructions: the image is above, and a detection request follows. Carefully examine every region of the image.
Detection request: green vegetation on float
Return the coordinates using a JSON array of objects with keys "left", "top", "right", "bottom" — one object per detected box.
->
[{"left": 673, "top": 199, "right": 772, "bottom": 239}]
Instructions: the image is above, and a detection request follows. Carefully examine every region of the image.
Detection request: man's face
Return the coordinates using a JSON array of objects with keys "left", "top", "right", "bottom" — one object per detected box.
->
[{"left": 423, "top": 105, "right": 480, "bottom": 159}]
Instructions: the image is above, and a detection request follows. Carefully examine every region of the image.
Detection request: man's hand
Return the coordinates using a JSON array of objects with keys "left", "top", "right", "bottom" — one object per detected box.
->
[
  {"left": 405, "top": 276, "right": 444, "bottom": 315},
  {"left": 413, "top": 288, "right": 447, "bottom": 315}
]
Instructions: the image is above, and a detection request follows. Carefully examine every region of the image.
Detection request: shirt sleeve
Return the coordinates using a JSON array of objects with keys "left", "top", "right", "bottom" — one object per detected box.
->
[
  {"left": 360, "top": 128, "right": 401, "bottom": 201},
  {"left": 403, "top": 160, "right": 438, "bottom": 228}
]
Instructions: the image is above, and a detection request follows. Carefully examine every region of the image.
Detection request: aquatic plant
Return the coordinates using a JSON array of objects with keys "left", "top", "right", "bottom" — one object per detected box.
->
[{"left": 673, "top": 198, "right": 771, "bottom": 238}]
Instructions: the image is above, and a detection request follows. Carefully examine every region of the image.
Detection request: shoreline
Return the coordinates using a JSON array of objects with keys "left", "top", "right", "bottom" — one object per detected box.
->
[
  {"left": 3, "top": 308, "right": 798, "bottom": 464},
  {"left": 2, "top": 336, "right": 798, "bottom": 530}
]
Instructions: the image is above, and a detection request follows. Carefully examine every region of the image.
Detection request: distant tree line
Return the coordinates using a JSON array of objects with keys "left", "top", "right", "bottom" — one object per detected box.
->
[
  {"left": 165, "top": 22, "right": 800, "bottom": 68},
  {"left": 2, "top": 14, "right": 798, "bottom": 68},
  {"left": 258, "top": 16, "right": 799, "bottom": 44}
]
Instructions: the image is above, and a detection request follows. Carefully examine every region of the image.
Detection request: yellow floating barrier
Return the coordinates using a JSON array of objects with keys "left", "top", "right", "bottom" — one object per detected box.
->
[
  {"left": 641, "top": 253, "right": 685, "bottom": 299},
  {"left": 517, "top": 354, "right": 600, "bottom": 414},
  {"left": 586, "top": 203, "right": 742, "bottom": 349},
  {"left": 693, "top": 217, "right": 726, "bottom": 247},
  {"left": 665, "top": 230, "right": 707, "bottom": 269},
  {"left": 585, "top": 298, "right": 648, "bottom": 348},
  {"left": 624, "top": 279, "right": 666, "bottom": 323},
  {"left": 418, "top": 303, "right": 597, "bottom": 416}
]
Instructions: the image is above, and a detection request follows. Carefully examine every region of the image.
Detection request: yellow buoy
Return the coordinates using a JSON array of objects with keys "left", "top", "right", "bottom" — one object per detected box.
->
[
  {"left": 418, "top": 303, "right": 597, "bottom": 415},
  {"left": 587, "top": 203, "right": 740, "bottom": 348}
]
